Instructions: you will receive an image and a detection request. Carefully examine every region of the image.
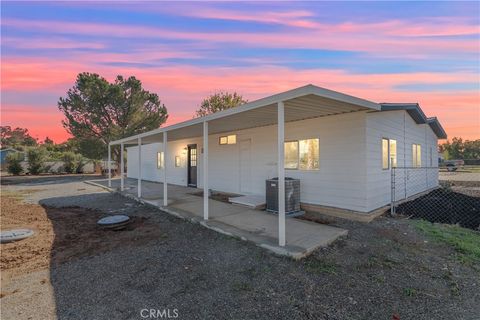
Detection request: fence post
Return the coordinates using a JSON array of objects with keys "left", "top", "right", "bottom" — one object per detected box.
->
[{"left": 390, "top": 158, "right": 396, "bottom": 216}]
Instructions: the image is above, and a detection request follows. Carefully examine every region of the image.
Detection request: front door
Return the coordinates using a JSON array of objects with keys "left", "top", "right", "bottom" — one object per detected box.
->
[
  {"left": 187, "top": 144, "right": 197, "bottom": 187},
  {"left": 239, "top": 139, "right": 252, "bottom": 193}
]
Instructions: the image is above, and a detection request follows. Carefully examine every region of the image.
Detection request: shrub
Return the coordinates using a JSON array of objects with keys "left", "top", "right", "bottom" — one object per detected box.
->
[
  {"left": 62, "top": 152, "right": 84, "bottom": 173},
  {"left": 62, "top": 152, "right": 77, "bottom": 173},
  {"left": 26, "top": 147, "right": 46, "bottom": 175},
  {"left": 6, "top": 152, "right": 24, "bottom": 175},
  {"left": 75, "top": 156, "right": 87, "bottom": 173}
]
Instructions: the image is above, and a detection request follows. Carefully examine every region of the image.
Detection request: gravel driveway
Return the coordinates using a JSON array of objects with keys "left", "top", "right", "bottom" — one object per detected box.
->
[{"left": 1, "top": 176, "right": 479, "bottom": 320}]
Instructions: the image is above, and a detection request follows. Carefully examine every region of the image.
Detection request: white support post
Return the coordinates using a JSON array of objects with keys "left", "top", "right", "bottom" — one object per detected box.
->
[
  {"left": 108, "top": 143, "right": 112, "bottom": 187},
  {"left": 163, "top": 132, "right": 168, "bottom": 206},
  {"left": 277, "top": 101, "right": 286, "bottom": 247},
  {"left": 137, "top": 137, "right": 142, "bottom": 198},
  {"left": 203, "top": 121, "right": 209, "bottom": 220},
  {"left": 120, "top": 143, "right": 124, "bottom": 191}
]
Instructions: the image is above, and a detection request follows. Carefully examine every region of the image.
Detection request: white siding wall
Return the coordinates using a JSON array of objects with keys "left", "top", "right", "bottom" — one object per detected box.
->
[
  {"left": 366, "top": 110, "right": 439, "bottom": 211},
  {"left": 127, "top": 137, "right": 203, "bottom": 186},
  {"left": 127, "top": 111, "right": 369, "bottom": 212}
]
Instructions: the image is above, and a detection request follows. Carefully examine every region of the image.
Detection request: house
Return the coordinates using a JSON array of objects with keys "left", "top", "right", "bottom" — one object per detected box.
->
[{"left": 109, "top": 84, "right": 447, "bottom": 246}]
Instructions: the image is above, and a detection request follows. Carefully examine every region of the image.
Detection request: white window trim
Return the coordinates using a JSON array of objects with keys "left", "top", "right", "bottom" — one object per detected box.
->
[
  {"left": 382, "top": 138, "right": 397, "bottom": 170},
  {"left": 412, "top": 143, "right": 422, "bottom": 167},
  {"left": 219, "top": 134, "right": 237, "bottom": 145}
]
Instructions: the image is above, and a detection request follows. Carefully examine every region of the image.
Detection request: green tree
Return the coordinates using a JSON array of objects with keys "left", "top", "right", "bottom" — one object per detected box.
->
[
  {"left": 1, "top": 126, "right": 37, "bottom": 148},
  {"left": 463, "top": 140, "right": 480, "bottom": 159},
  {"left": 58, "top": 73, "right": 168, "bottom": 163},
  {"left": 26, "top": 147, "right": 46, "bottom": 175},
  {"left": 195, "top": 92, "right": 247, "bottom": 117},
  {"left": 6, "top": 152, "right": 24, "bottom": 175},
  {"left": 439, "top": 137, "right": 480, "bottom": 160}
]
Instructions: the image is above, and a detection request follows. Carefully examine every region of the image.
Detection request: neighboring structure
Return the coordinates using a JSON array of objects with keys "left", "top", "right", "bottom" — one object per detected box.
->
[
  {"left": 110, "top": 85, "right": 447, "bottom": 246},
  {"left": 0, "top": 148, "right": 23, "bottom": 170}
]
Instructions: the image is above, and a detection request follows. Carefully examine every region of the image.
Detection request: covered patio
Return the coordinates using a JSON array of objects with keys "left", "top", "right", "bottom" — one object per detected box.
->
[
  {"left": 91, "top": 177, "right": 348, "bottom": 259},
  {"left": 106, "top": 85, "right": 378, "bottom": 255}
]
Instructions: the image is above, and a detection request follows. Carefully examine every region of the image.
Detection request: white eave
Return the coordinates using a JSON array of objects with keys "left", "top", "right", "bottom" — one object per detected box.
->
[{"left": 110, "top": 84, "right": 380, "bottom": 145}]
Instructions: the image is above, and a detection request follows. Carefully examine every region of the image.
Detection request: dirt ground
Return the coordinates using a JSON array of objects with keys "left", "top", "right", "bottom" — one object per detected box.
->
[
  {"left": 1, "top": 176, "right": 479, "bottom": 320},
  {"left": 1, "top": 191, "right": 164, "bottom": 286}
]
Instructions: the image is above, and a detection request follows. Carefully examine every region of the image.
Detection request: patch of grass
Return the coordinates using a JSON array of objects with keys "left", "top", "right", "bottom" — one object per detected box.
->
[
  {"left": 232, "top": 281, "right": 253, "bottom": 292},
  {"left": 1, "top": 190, "right": 25, "bottom": 200},
  {"left": 442, "top": 270, "right": 460, "bottom": 296},
  {"left": 403, "top": 287, "right": 417, "bottom": 297},
  {"left": 413, "top": 220, "right": 480, "bottom": 266},
  {"left": 372, "top": 275, "right": 386, "bottom": 283},
  {"left": 262, "top": 265, "right": 272, "bottom": 273},
  {"left": 365, "top": 255, "right": 396, "bottom": 269},
  {"left": 463, "top": 166, "right": 480, "bottom": 173},
  {"left": 305, "top": 259, "right": 338, "bottom": 275}
]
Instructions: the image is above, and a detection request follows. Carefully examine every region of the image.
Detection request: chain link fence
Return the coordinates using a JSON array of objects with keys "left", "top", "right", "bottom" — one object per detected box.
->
[{"left": 391, "top": 166, "right": 480, "bottom": 230}]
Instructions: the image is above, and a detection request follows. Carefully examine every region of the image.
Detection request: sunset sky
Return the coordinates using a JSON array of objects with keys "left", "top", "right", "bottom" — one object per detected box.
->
[{"left": 1, "top": 1, "right": 479, "bottom": 143}]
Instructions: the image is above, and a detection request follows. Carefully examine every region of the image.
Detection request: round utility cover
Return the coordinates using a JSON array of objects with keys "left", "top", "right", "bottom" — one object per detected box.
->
[
  {"left": 97, "top": 215, "right": 130, "bottom": 226},
  {"left": 1, "top": 229, "right": 34, "bottom": 244}
]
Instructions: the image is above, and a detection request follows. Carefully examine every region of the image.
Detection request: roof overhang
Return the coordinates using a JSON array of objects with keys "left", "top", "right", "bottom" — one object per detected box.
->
[
  {"left": 380, "top": 103, "right": 447, "bottom": 139},
  {"left": 111, "top": 84, "right": 381, "bottom": 145},
  {"left": 427, "top": 117, "right": 448, "bottom": 139}
]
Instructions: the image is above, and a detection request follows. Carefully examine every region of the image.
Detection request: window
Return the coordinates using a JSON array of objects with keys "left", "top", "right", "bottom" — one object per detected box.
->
[
  {"left": 284, "top": 138, "right": 319, "bottom": 170},
  {"left": 189, "top": 148, "right": 197, "bottom": 167},
  {"left": 382, "top": 138, "right": 397, "bottom": 169},
  {"left": 285, "top": 141, "right": 299, "bottom": 169},
  {"left": 390, "top": 140, "right": 397, "bottom": 168},
  {"left": 429, "top": 147, "right": 433, "bottom": 167},
  {"left": 157, "top": 152, "right": 164, "bottom": 169},
  {"left": 175, "top": 156, "right": 181, "bottom": 167},
  {"left": 219, "top": 134, "right": 236, "bottom": 145},
  {"left": 299, "top": 138, "right": 319, "bottom": 170},
  {"left": 382, "top": 139, "right": 389, "bottom": 169},
  {"left": 412, "top": 144, "right": 422, "bottom": 167}
]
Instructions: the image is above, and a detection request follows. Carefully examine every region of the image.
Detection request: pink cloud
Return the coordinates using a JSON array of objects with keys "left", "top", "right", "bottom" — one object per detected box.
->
[
  {"left": 3, "top": 18, "right": 478, "bottom": 56},
  {"left": 2, "top": 56, "right": 478, "bottom": 142},
  {"left": 2, "top": 37, "right": 106, "bottom": 49},
  {"left": 124, "top": 4, "right": 479, "bottom": 37}
]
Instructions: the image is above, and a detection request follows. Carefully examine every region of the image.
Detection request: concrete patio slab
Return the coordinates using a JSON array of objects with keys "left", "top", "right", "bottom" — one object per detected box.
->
[{"left": 87, "top": 178, "right": 348, "bottom": 259}]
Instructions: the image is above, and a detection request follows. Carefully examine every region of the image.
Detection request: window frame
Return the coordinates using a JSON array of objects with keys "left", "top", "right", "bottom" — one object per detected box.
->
[
  {"left": 284, "top": 140, "right": 299, "bottom": 170},
  {"left": 284, "top": 138, "right": 319, "bottom": 171},
  {"left": 382, "top": 138, "right": 397, "bottom": 170},
  {"left": 219, "top": 134, "right": 237, "bottom": 145},
  {"left": 175, "top": 156, "right": 181, "bottom": 167},
  {"left": 430, "top": 147, "right": 433, "bottom": 168},
  {"left": 157, "top": 151, "right": 164, "bottom": 169},
  {"left": 412, "top": 143, "right": 422, "bottom": 167}
]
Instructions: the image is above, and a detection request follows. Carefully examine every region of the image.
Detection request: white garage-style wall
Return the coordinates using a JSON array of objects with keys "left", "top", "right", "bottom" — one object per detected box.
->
[{"left": 127, "top": 111, "right": 370, "bottom": 212}]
